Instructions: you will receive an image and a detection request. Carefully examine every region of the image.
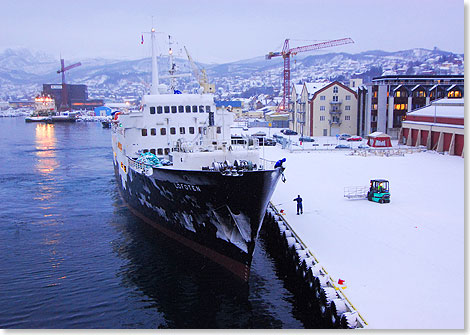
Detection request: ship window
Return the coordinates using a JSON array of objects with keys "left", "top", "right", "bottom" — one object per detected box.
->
[
  {"left": 170, "top": 127, "right": 176, "bottom": 135},
  {"left": 150, "top": 106, "right": 156, "bottom": 114},
  {"left": 143, "top": 149, "right": 149, "bottom": 153},
  {"left": 206, "top": 106, "right": 211, "bottom": 113},
  {"left": 157, "top": 106, "right": 163, "bottom": 114},
  {"left": 199, "top": 105, "right": 204, "bottom": 113},
  {"left": 185, "top": 105, "right": 191, "bottom": 113},
  {"left": 178, "top": 105, "right": 184, "bottom": 113},
  {"left": 192, "top": 105, "right": 198, "bottom": 113},
  {"left": 217, "top": 127, "right": 221, "bottom": 134},
  {"left": 141, "top": 129, "right": 148, "bottom": 136},
  {"left": 189, "top": 127, "right": 195, "bottom": 134},
  {"left": 171, "top": 106, "right": 177, "bottom": 113},
  {"left": 164, "top": 106, "right": 170, "bottom": 113},
  {"left": 164, "top": 148, "right": 170, "bottom": 155},
  {"left": 157, "top": 148, "right": 163, "bottom": 155},
  {"left": 198, "top": 127, "right": 203, "bottom": 134},
  {"left": 150, "top": 128, "right": 156, "bottom": 136},
  {"left": 180, "top": 127, "right": 185, "bottom": 134},
  {"left": 150, "top": 149, "right": 156, "bottom": 155},
  {"left": 160, "top": 128, "right": 166, "bottom": 135}
]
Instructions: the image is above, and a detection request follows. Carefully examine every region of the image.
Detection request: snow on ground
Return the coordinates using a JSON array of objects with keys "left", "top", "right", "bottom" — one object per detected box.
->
[{"left": 250, "top": 128, "right": 464, "bottom": 329}]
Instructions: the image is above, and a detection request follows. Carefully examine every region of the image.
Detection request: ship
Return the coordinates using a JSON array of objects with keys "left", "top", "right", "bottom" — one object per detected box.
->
[
  {"left": 25, "top": 93, "right": 77, "bottom": 123},
  {"left": 111, "top": 27, "right": 285, "bottom": 281}
]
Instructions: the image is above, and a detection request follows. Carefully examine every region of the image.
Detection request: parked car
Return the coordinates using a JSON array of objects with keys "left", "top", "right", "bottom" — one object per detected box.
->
[
  {"left": 252, "top": 131, "right": 266, "bottom": 137},
  {"left": 335, "top": 144, "right": 351, "bottom": 149},
  {"left": 358, "top": 144, "right": 369, "bottom": 149},
  {"left": 347, "top": 136, "right": 363, "bottom": 141},
  {"left": 242, "top": 126, "right": 249, "bottom": 131},
  {"left": 257, "top": 137, "right": 276, "bottom": 146},
  {"left": 281, "top": 129, "right": 298, "bottom": 135},
  {"left": 339, "top": 133, "right": 351, "bottom": 140},
  {"left": 299, "top": 136, "right": 315, "bottom": 142}
]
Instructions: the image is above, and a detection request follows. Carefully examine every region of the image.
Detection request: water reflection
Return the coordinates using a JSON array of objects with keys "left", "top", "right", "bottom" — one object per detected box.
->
[
  {"left": 111, "top": 199, "right": 303, "bottom": 328},
  {"left": 35, "top": 123, "right": 58, "bottom": 175}
]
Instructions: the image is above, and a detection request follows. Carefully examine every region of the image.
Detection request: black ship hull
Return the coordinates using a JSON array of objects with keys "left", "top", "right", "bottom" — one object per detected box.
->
[{"left": 114, "top": 162, "right": 283, "bottom": 281}]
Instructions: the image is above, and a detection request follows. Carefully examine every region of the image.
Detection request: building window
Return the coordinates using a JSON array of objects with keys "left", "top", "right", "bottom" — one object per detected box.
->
[
  {"left": 373, "top": 91, "right": 378, "bottom": 98},
  {"left": 206, "top": 106, "right": 211, "bottom": 113},
  {"left": 448, "top": 90, "right": 462, "bottom": 98},
  {"left": 217, "top": 127, "right": 222, "bottom": 134},
  {"left": 150, "top": 128, "right": 156, "bottom": 135},
  {"left": 189, "top": 127, "right": 195, "bottom": 134},
  {"left": 372, "top": 104, "right": 378, "bottom": 110},
  {"left": 345, "top": 115, "right": 351, "bottom": 120},
  {"left": 185, "top": 105, "right": 191, "bottom": 113},
  {"left": 171, "top": 106, "right": 177, "bottom": 113},
  {"left": 192, "top": 105, "right": 198, "bottom": 113},
  {"left": 323, "top": 129, "right": 328, "bottom": 136},
  {"left": 345, "top": 106, "right": 351, "bottom": 110},
  {"left": 320, "top": 106, "right": 325, "bottom": 111},
  {"left": 332, "top": 96, "right": 338, "bottom": 102},
  {"left": 320, "top": 95, "right": 326, "bottom": 100},
  {"left": 345, "top": 95, "right": 351, "bottom": 100},
  {"left": 170, "top": 127, "right": 176, "bottom": 135},
  {"left": 150, "top": 106, "right": 156, "bottom": 114},
  {"left": 394, "top": 104, "right": 407, "bottom": 110},
  {"left": 164, "top": 106, "right": 170, "bottom": 113},
  {"left": 415, "top": 91, "right": 426, "bottom": 98},
  {"left": 180, "top": 127, "right": 185, "bottom": 134},
  {"left": 333, "top": 86, "right": 338, "bottom": 93},
  {"left": 178, "top": 105, "right": 184, "bottom": 113},
  {"left": 141, "top": 129, "right": 147, "bottom": 136},
  {"left": 320, "top": 115, "right": 325, "bottom": 121},
  {"left": 157, "top": 106, "right": 163, "bottom": 114},
  {"left": 199, "top": 105, "right": 205, "bottom": 113},
  {"left": 160, "top": 128, "right": 166, "bottom": 135}
]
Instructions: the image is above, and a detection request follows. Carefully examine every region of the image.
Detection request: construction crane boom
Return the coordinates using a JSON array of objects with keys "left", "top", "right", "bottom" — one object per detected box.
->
[
  {"left": 184, "top": 46, "right": 215, "bottom": 94},
  {"left": 266, "top": 38, "right": 354, "bottom": 111},
  {"left": 57, "top": 59, "right": 81, "bottom": 111}
]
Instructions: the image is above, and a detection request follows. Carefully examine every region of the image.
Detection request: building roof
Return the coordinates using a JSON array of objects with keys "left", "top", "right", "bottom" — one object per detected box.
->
[
  {"left": 303, "top": 82, "right": 329, "bottom": 98},
  {"left": 215, "top": 100, "right": 242, "bottom": 108},
  {"left": 408, "top": 98, "right": 464, "bottom": 118},
  {"left": 368, "top": 131, "right": 391, "bottom": 138}
]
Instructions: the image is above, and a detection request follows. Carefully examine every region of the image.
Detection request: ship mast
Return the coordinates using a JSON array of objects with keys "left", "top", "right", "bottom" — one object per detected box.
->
[{"left": 150, "top": 27, "right": 159, "bottom": 95}]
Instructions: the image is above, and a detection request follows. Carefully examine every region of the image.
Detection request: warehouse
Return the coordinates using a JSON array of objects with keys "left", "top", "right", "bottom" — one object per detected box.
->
[{"left": 400, "top": 98, "right": 464, "bottom": 156}]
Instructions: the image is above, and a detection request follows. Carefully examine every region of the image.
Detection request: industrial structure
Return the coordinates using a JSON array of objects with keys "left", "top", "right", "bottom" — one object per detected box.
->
[{"left": 266, "top": 38, "right": 354, "bottom": 111}]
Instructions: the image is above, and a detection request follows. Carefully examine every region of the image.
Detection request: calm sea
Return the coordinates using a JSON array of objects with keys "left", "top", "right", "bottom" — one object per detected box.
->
[{"left": 0, "top": 117, "right": 320, "bottom": 329}]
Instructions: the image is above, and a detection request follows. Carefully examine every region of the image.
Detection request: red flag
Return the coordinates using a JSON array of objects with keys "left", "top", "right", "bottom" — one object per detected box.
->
[
  {"left": 141, "top": 35, "right": 144, "bottom": 44},
  {"left": 338, "top": 279, "right": 345, "bottom": 285}
]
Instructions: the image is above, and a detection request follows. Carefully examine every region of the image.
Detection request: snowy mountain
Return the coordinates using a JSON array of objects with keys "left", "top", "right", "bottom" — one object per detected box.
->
[{"left": 0, "top": 47, "right": 464, "bottom": 102}]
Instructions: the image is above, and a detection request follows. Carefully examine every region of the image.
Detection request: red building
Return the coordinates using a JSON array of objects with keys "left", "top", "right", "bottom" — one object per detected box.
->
[{"left": 400, "top": 98, "right": 464, "bottom": 156}]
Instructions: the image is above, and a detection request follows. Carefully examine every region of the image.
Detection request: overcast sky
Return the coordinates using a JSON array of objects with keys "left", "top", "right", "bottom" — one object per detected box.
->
[{"left": 1, "top": 0, "right": 464, "bottom": 64}]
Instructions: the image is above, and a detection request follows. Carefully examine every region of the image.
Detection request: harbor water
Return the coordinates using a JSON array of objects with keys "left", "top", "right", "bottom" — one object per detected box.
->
[{"left": 0, "top": 117, "right": 323, "bottom": 329}]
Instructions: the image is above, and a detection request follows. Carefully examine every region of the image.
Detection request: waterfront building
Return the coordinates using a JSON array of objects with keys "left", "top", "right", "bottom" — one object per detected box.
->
[
  {"left": 400, "top": 98, "right": 464, "bottom": 156},
  {"left": 357, "top": 75, "right": 464, "bottom": 138},
  {"left": 291, "top": 81, "right": 358, "bottom": 137}
]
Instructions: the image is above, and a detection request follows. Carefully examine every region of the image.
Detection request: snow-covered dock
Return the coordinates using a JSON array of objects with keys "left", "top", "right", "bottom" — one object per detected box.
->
[{"left": 257, "top": 131, "right": 464, "bottom": 329}]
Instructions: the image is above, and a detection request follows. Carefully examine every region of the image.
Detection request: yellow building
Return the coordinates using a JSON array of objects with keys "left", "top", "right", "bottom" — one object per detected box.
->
[{"left": 292, "top": 81, "right": 358, "bottom": 136}]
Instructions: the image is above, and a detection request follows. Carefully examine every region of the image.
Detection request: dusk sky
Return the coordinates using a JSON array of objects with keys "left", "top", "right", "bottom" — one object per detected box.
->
[{"left": 1, "top": 0, "right": 464, "bottom": 64}]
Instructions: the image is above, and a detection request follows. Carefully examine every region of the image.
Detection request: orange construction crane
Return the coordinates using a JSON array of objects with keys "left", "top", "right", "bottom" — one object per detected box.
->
[{"left": 266, "top": 38, "right": 354, "bottom": 111}]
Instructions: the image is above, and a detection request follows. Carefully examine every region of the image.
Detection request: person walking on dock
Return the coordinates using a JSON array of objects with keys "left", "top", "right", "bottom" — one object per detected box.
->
[{"left": 293, "top": 195, "right": 303, "bottom": 215}]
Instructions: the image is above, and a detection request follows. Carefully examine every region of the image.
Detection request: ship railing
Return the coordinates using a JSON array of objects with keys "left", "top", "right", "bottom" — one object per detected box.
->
[
  {"left": 259, "top": 158, "right": 276, "bottom": 170},
  {"left": 127, "top": 156, "right": 153, "bottom": 175}
]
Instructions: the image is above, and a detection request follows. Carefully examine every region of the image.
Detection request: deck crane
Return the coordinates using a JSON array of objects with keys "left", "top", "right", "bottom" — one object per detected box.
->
[
  {"left": 184, "top": 46, "right": 215, "bottom": 94},
  {"left": 266, "top": 38, "right": 354, "bottom": 111},
  {"left": 57, "top": 58, "right": 81, "bottom": 111}
]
